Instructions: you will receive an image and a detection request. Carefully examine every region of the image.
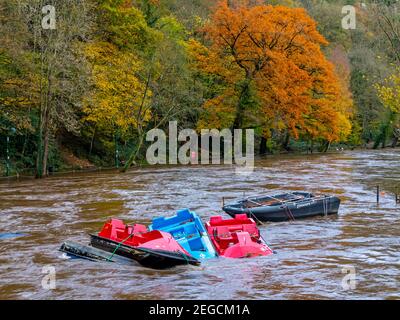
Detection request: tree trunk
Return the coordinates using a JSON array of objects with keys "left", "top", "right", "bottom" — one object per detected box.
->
[
  {"left": 232, "top": 79, "right": 251, "bottom": 130},
  {"left": 36, "top": 126, "right": 42, "bottom": 178},
  {"left": 36, "top": 105, "right": 44, "bottom": 178},
  {"left": 122, "top": 133, "right": 145, "bottom": 172},
  {"left": 41, "top": 74, "right": 52, "bottom": 177},
  {"left": 282, "top": 131, "right": 291, "bottom": 151},
  {"left": 21, "top": 131, "right": 28, "bottom": 157},
  {"left": 323, "top": 141, "right": 331, "bottom": 153},
  {"left": 391, "top": 137, "right": 398, "bottom": 148},
  {"left": 259, "top": 136, "right": 267, "bottom": 155},
  {"left": 89, "top": 127, "right": 96, "bottom": 156},
  {"left": 42, "top": 118, "right": 50, "bottom": 177},
  {"left": 307, "top": 140, "right": 313, "bottom": 154},
  {"left": 392, "top": 127, "right": 400, "bottom": 147}
]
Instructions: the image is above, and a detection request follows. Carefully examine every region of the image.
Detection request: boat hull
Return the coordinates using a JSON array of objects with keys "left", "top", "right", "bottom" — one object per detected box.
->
[
  {"left": 59, "top": 241, "right": 136, "bottom": 265},
  {"left": 90, "top": 234, "right": 200, "bottom": 269},
  {"left": 223, "top": 193, "right": 341, "bottom": 222}
]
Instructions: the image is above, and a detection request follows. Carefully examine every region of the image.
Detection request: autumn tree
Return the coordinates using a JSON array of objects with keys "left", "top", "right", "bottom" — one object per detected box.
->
[
  {"left": 83, "top": 41, "right": 152, "bottom": 149},
  {"left": 0, "top": 0, "right": 93, "bottom": 176},
  {"left": 376, "top": 70, "right": 400, "bottom": 114},
  {"left": 84, "top": 1, "right": 199, "bottom": 170},
  {"left": 121, "top": 13, "right": 203, "bottom": 170},
  {"left": 82, "top": 1, "right": 157, "bottom": 165},
  {"left": 190, "top": 1, "right": 352, "bottom": 153},
  {"left": 0, "top": 1, "right": 39, "bottom": 137},
  {"left": 361, "top": 0, "right": 400, "bottom": 147},
  {"left": 376, "top": 69, "right": 400, "bottom": 147}
]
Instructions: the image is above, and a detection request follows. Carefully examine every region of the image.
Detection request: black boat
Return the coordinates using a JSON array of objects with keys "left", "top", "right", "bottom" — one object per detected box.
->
[
  {"left": 89, "top": 234, "right": 200, "bottom": 269},
  {"left": 222, "top": 192, "right": 341, "bottom": 222},
  {"left": 59, "top": 241, "right": 136, "bottom": 265}
]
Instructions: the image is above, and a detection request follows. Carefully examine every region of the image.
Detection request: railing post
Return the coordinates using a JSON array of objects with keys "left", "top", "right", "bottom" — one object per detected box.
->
[{"left": 376, "top": 185, "right": 380, "bottom": 204}]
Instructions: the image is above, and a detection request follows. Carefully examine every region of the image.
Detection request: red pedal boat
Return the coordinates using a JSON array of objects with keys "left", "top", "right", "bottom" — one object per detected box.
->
[
  {"left": 205, "top": 214, "right": 273, "bottom": 258},
  {"left": 89, "top": 218, "right": 199, "bottom": 269}
]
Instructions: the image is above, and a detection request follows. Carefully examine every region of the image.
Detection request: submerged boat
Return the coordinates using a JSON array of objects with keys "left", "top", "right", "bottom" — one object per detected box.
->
[
  {"left": 222, "top": 192, "right": 341, "bottom": 222},
  {"left": 205, "top": 214, "right": 273, "bottom": 258},
  {"left": 0, "top": 232, "right": 27, "bottom": 240},
  {"left": 59, "top": 241, "right": 136, "bottom": 265},
  {"left": 149, "top": 209, "right": 217, "bottom": 260},
  {"left": 89, "top": 218, "right": 199, "bottom": 269}
]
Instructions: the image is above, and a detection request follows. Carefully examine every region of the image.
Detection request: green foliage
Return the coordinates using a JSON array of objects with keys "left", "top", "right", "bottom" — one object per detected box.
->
[
  {"left": 0, "top": 0, "right": 399, "bottom": 175},
  {"left": 347, "top": 120, "right": 363, "bottom": 147},
  {"left": 98, "top": 0, "right": 161, "bottom": 53}
]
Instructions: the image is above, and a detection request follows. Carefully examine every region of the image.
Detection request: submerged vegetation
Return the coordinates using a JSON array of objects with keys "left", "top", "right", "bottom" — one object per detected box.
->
[{"left": 0, "top": 0, "right": 399, "bottom": 177}]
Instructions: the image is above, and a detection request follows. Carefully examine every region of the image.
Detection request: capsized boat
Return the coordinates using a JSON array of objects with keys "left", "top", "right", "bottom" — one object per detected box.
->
[
  {"left": 149, "top": 209, "right": 217, "bottom": 260},
  {"left": 222, "top": 192, "right": 341, "bottom": 222},
  {"left": 205, "top": 214, "right": 273, "bottom": 258},
  {"left": 59, "top": 241, "right": 136, "bottom": 265},
  {"left": 89, "top": 218, "right": 199, "bottom": 269}
]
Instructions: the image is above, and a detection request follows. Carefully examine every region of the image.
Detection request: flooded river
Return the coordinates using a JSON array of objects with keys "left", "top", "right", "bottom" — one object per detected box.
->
[{"left": 0, "top": 149, "right": 399, "bottom": 300}]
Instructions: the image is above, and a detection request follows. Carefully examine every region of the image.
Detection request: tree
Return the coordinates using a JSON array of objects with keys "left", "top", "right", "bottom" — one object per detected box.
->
[
  {"left": 189, "top": 0, "right": 352, "bottom": 152},
  {"left": 376, "top": 69, "right": 400, "bottom": 114},
  {"left": 371, "top": 0, "right": 400, "bottom": 64},
  {"left": 84, "top": 1, "right": 198, "bottom": 170},
  {"left": 83, "top": 41, "right": 152, "bottom": 144},
  {"left": 0, "top": 0, "right": 40, "bottom": 172},
  {"left": 122, "top": 14, "right": 202, "bottom": 170},
  {"left": 375, "top": 68, "right": 400, "bottom": 147},
  {"left": 5, "top": 1, "right": 94, "bottom": 177},
  {"left": 351, "top": 1, "right": 400, "bottom": 146}
]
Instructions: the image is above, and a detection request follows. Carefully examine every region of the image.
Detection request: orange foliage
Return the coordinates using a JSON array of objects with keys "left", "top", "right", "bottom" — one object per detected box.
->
[{"left": 189, "top": 1, "right": 353, "bottom": 142}]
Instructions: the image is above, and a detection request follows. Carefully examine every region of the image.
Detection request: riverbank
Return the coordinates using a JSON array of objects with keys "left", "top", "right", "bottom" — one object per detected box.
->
[{"left": 1, "top": 144, "right": 399, "bottom": 181}]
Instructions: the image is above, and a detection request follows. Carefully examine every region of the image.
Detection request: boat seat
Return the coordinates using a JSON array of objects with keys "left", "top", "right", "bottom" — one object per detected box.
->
[
  {"left": 210, "top": 216, "right": 223, "bottom": 225},
  {"left": 241, "top": 225, "right": 259, "bottom": 238},
  {"left": 188, "top": 237, "right": 204, "bottom": 251},
  {"left": 99, "top": 218, "right": 126, "bottom": 239},
  {"left": 166, "top": 222, "right": 199, "bottom": 243},
  {"left": 228, "top": 225, "right": 243, "bottom": 232},
  {"left": 170, "top": 230, "right": 186, "bottom": 240},
  {"left": 132, "top": 224, "right": 147, "bottom": 234},
  {"left": 167, "top": 221, "right": 197, "bottom": 236},
  {"left": 183, "top": 223, "right": 197, "bottom": 234},
  {"left": 215, "top": 226, "right": 234, "bottom": 243},
  {"left": 116, "top": 230, "right": 127, "bottom": 239}
]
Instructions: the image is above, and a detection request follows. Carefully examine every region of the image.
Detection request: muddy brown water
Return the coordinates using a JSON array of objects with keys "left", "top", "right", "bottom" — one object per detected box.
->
[{"left": 0, "top": 149, "right": 399, "bottom": 300}]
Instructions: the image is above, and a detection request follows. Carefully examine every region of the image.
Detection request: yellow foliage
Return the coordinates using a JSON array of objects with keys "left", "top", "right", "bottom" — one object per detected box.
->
[
  {"left": 83, "top": 41, "right": 151, "bottom": 133},
  {"left": 376, "top": 68, "right": 400, "bottom": 113}
]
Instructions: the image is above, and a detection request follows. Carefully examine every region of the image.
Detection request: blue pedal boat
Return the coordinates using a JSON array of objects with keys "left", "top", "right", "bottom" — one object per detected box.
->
[{"left": 149, "top": 209, "right": 217, "bottom": 260}]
